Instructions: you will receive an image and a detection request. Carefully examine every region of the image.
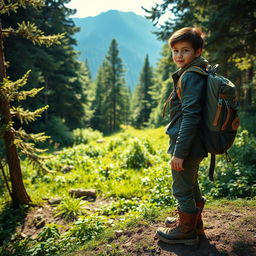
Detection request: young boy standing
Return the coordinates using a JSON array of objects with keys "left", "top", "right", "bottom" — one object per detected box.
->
[{"left": 156, "top": 27, "right": 208, "bottom": 245}]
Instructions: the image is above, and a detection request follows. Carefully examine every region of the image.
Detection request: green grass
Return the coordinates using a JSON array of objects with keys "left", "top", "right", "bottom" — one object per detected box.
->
[{"left": 0, "top": 125, "right": 255, "bottom": 256}]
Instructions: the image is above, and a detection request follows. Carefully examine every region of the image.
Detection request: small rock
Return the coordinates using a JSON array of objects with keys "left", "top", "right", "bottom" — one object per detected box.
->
[
  {"left": 96, "top": 139, "right": 104, "bottom": 143},
  {"left": 61, "top": 165, "right": 74, "bottom": 173},
  {"left": 123, "top": 241, "right": 132, "bottom": 247},
  {"left": 69, "top": 188, "right": 97, "bottom": 198},
  {"left": 36, "top": 208, "right": 43, "bottom": 213},
  {"left": 137, "top": 228, "right": 143, "bottom": 234},
  {"left": 115, "top": 230, "right": 123, "bottom": 237},
  {"left": 34, "top": 215, "right": 43, "bottom": 221},
  {"left": 86, "top": 196, "right": 96, "bottom": 202},
  {"left": 35, "top": 219, "right": 45, "bottom": 229},
  {"left": 108, "top": 219, "right": 114, "bottom": 225},
  {"left": 20, "top": 232, "right": 27, "bottom": 239},
  {"left": 48, "top": 198, "right": 62, "bottom": 205}
]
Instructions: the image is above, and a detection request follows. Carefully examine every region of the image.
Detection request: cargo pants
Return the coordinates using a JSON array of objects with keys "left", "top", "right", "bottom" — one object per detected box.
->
[{"left": 171, "top": 156, "right": 204, "bottom": 213}]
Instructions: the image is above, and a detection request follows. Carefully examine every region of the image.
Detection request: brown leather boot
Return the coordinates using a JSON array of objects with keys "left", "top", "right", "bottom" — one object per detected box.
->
[
  {"left": 196, "top": 197, "right": 206, "bottom": 235},
  {"left": 165, "top": 197, "right": 206, "bottom": 235},
  {"left": 156, "top": 209, "right": 199, "bottom": 245}
]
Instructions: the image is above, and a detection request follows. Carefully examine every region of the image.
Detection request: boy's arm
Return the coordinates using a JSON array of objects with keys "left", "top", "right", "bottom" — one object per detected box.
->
[{"left": 173, "top": 72, "right": 205, "bottom": 159}]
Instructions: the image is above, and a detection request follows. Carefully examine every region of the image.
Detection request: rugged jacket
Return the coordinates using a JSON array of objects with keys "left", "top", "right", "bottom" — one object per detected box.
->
[{"left": 166, "top": 56, "right": 208, "bottom": 159}]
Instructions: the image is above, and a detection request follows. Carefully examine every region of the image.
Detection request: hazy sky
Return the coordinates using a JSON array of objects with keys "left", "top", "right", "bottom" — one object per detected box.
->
[{"left": 66, "top": 0, "right": 171, "bottom": 22}]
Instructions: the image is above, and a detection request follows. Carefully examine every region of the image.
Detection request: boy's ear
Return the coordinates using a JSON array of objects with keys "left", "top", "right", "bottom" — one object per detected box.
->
[{"left": 195, "top": 48, "right": 202, "bottom": 57}]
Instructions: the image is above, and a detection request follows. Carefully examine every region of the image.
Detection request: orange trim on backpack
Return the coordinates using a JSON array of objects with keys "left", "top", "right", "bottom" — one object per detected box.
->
[
  {"left": 221, "top": 105, "right": 231, "bottom": 130},
  {"left": 213, "top": 102, "right": 222, "bottom": 126},
  {"left": 232, "top": 117, "right": 240, "bottom": 130},
  {"left": 219, "top": 94, "right": 229, "bottom": 99}
]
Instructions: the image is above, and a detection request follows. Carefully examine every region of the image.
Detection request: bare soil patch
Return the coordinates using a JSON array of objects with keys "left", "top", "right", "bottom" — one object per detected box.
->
[
  {"left": 80, "top": 204, "right": 256, "bottom": 256},
  {"left": 13, "top": 201, "right": 256, "bottom": 256}
]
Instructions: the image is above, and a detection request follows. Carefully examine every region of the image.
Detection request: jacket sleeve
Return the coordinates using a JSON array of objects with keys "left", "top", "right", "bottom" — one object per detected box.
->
[{"left": 173, "top": 72, "right": 205, "bottom": 159}]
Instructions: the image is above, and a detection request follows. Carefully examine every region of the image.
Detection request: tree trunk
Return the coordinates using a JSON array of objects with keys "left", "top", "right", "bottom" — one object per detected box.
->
[
  {"left": 244, "top": 67, "right": 253, "bottom": 107},
  {"left": 44, "top": 75, "right": 48, "bottom": 122},
  {"left": 0, "top": 21, "right": 31, "bottom": 206}
]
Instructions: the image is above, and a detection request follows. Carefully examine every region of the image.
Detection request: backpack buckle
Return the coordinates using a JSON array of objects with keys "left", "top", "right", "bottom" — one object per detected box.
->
[{"left": 208, "top": 64, "right": 219, "bottom": 74}]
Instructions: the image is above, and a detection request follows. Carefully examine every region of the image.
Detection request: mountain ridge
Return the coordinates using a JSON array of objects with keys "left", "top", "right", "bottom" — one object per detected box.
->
[{"left": 73, "top": 10, "right": 163, "bottom": 90}]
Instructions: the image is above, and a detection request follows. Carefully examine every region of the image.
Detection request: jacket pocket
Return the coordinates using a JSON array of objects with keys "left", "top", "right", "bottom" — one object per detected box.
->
[{"left": 165, "top": 113, "right": 182, "bottom": 138}]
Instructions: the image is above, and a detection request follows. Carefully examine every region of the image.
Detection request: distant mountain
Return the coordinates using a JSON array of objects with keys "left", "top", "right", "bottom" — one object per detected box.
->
[{"left": 73, "top": 10, "right": 163, "bottom": 91}]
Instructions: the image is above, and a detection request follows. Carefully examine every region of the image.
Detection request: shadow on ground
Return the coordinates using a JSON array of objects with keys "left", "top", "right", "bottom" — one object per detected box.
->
[
  {"left": 158, "top": 235, "right": 224, "bottom": 256},
  {"left": 0, "top": 203, "right": 28, "bottom": 246}
]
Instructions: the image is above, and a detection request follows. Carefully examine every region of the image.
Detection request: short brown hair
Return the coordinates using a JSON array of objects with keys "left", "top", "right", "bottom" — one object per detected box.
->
[{"left": 168, "top": 27, "right": 204, "bottom": 51}]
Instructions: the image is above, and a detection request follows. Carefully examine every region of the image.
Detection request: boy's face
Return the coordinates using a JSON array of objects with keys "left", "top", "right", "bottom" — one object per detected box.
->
[{"left": 171, "top": 41, "right": 202, "bottom": 69}]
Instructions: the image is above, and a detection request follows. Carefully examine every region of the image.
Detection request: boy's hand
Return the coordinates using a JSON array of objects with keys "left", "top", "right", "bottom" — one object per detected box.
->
[{"left": 170, "top": 156, "right": 184, "bottom": 171}]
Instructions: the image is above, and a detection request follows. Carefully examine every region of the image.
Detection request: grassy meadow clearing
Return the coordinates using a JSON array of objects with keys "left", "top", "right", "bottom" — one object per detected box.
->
[{"left": 0, "top": 125, "right": 255, "bottom": 255}]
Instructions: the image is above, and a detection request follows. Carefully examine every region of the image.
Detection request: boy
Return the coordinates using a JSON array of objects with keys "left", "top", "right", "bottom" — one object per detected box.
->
[{"left": 155, "top": 27, "right": 208, "bottom": 245}]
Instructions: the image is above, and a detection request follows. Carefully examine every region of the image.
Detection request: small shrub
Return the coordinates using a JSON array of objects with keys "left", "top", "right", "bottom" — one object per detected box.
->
[
  {"left": 38, "top": 115, "right": 73, "bottom": 147},
  {"left": 68, "top": 216, "right": 106, "bottom": 242},
  {"left": 200, "top": 129, "right": 256, "bottom": 198},
  {"left": 101, "top": 198, "right": 140, "bottom": 216},
  {"left": 72, "top": 128, "right": 103, "bottom": 145},
  {"left": 37, "top": 224, "right": 61, "bottom": 242},
  {"left": 137, "top": 203, "right": 160, "bottom": 221},
  {"left": 122, "top": 139, "right": 151, "bottom": 169}
]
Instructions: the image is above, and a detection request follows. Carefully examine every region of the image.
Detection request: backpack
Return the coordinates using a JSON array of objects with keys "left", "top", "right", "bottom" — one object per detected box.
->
[{"left": 174, "top": 65, "right": 239, "bottom": 181}]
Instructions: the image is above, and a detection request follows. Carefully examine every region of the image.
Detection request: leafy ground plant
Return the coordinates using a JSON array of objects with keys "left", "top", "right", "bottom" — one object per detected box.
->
[{"left": 55, "top": 197, "right": 88, "bottom": 221}]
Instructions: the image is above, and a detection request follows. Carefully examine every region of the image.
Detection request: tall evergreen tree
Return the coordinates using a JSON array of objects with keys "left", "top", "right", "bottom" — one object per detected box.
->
[
  {"left": 90, "top": 62, "right": 108, "bottom": 131},
  {"left": 2, "top": 0, "right": 88, "bottom": 142},
  {"left": 0, "top": 0, "right": 63, "bottom": 206},
  {"left": 92, "top": 39, "right": 129, "bottom": 133},
  {"left": 132, "top": 55, "right": 153, "bottom": 128}
]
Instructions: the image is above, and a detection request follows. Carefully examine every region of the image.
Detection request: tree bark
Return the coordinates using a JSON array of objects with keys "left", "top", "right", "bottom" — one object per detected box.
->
[
  {"left": 244, "top": 66, "right": 253, "bottom": 107},
  {"left": 0, "top": 21, "right": 31, "bottom": 206}
]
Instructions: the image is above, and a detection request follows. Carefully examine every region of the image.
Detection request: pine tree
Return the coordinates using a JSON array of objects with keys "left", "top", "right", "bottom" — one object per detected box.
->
[
  {"left": 131, "top": 55, "right": 153, "bottom": 128},
  {"left": 90, "top": 63, "right": 108, "bottom": 131},
  {"left": 92, "top": 39, "right": 129, "bottom": 133},
  {"left": 0, "top": 0, "right": 63, "bottom": 206},
  {"left": 2, "top": 0, "right": 88, "bottom": 139}
]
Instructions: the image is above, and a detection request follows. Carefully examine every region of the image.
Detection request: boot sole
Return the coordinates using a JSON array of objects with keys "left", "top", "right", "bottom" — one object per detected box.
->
[{"left": 155, "top": 232, "right": 199, "bottom": 245}]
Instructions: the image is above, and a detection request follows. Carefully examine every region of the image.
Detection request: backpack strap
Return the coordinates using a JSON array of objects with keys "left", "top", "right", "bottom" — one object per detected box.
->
[
  {"left": 162, "top": 91, "right": 173, "bottom": 117},
  {"left": 163, "top": 66, "right": 208, "bottom": 116},
  {"left": 209, "top": 154, "right": 215, "bottom": 181},
  {"left": 177, "top": 66, "right": 208, "bottom": 100}
]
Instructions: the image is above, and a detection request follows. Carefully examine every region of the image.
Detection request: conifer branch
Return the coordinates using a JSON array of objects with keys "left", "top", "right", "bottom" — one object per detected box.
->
[
  {"left": 15, "top": 140, "right": 52, "bottom": 174},
  {"left": 1, "top": 71, "right": 30, "bottom": 96},
  {"left": 13, "top": 129, "right": 53, "bottom": 174},
  {"left": 10, "top": 105, "right": 49, "bottom": 124},
  {"left": 15, "top": 21, "right": 65, "bottom": 46},
  {"left": 0, "top": 0, "right": 44, "bottom": 15},
  {"left": 13, "top": 0, "right": 45, "bottom": 8},
  {"left": 0, "top": 3, "right": 19, "bottom": 15},
  {"left": 13, "top": 87, "right": 44, "bottom": 101},
  {"left": 15, "top": 128, "right": 49, "bottom": 144}
]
